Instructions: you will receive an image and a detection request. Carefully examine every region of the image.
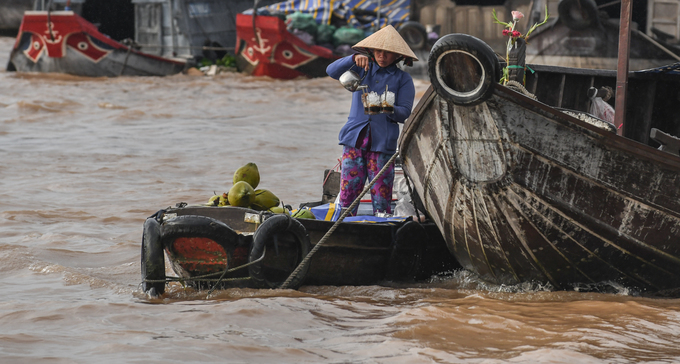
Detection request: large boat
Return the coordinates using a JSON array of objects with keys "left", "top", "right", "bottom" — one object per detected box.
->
[
  {"left": 398, "top": 31, "right": 680, "bottom": 297},
  {"left": 7, "top": 10, "right": 187, "bottom": 77}
]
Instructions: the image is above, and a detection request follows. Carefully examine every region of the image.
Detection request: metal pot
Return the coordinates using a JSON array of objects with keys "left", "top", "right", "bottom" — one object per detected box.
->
[{"left": 339, "top": 65, "right": 368, "bottom": 92}]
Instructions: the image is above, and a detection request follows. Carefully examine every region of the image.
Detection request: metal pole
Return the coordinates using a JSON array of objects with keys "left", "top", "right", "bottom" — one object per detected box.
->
[{"left": 614, "top": 0, "right": 632, "bottom": 136}]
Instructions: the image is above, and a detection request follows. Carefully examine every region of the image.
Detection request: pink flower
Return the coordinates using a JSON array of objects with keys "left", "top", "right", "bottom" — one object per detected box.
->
[
  {"left": 502, "top": 29, "right": 510, "bottom": 36},
  {"left": 512, "top": 11, "right": 524, "bottom": 21},
  {"left": 512, "top": 30, "right": 521, "bottom": 37}
]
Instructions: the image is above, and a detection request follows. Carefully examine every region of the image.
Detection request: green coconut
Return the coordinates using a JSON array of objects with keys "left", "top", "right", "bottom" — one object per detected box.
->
[
  {"left": 233, "top": 162, "right": 260, "bottom": 189},
  {"left": 228, "top": 181, "right": 255, "bottom": 207},
  {"left": 251, "top": 189, "right": 280, "bottom": 210}
]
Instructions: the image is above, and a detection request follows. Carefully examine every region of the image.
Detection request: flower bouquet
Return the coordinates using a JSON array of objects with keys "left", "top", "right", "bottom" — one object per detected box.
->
[{"left": 493, "top": 7, "right": 549, "bottom": 85}]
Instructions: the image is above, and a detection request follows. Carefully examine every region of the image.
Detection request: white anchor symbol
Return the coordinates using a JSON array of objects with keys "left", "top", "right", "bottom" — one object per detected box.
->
[
  {"left": 43, "top": 21, "right": 63, "bottom": 44},
  {"left": 251, "top": 28, "right": 270, "bottom": 55}
]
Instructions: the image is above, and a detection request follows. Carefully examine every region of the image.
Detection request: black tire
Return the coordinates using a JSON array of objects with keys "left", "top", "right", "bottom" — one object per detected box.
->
[
  {"left": 249, "top": 215, "right": 311, "bottom": 289},
  {"left": 160, "top": 215, "right": 245, "bottom": 290},
  {"left": 398, "top": 21, "right": 428, "bottom": 50},
  {"left": 160, "top": 215, "right": 241, "bottom": 246},
  {"left": 387, "top": 221, "right": 427, "bottom": 281},
  {"left": 558, "top": 0, "right": 600, "bottom": 31},
  {"left": 141, "top": 218, "right": 165, "bottom": 296},
  {"left": 428, "top": 33, "right": 500, "bottom": 106}
]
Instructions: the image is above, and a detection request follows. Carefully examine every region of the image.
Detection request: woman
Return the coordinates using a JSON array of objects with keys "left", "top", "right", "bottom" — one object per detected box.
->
[{"left": 326, "top": 25, "right": 417, "bottom": 215}]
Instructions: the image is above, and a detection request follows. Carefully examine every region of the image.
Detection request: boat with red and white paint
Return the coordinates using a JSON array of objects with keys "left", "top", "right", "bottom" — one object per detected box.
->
[
  {"left": 234, "top": 13, "right": 338, "bottom": 79},
  {"left": 7, "top": 10, "right": 186, "bottom": 77}
]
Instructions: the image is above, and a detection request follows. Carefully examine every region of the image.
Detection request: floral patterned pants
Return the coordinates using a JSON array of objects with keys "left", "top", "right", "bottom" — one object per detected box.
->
[{"left": 339, "top": 128, "right": 395, "bottom": 215}]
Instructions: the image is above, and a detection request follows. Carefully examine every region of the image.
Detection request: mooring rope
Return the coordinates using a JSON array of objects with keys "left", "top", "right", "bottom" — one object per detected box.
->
[
  {"left": 279, "top": 151, "right": 400, "bottom": 289},
  {"left": 141, "top": 247, "right": 267, "bottom": 296},
  {"left": 206, "top": 246, "right": 266, "bottom": 297},
  {"left": 505, "top": 80, "right": 537, "bottom": 99}
]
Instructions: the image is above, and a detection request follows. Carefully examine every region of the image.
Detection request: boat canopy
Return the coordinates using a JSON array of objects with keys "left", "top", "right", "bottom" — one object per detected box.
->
[{"left": 245, "top": 0, "right": 411, "bottom": 30}]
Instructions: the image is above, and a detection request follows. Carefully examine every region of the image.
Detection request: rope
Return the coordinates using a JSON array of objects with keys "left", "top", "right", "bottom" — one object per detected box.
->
[
  {"left": 141, "top": 247, "right": 267, "bottom": 294},
  {"left": 505, "top": 80, "right": 537, "bottom": 99},
  {"left": 279, "top": 151, "right": 400, "bottom": 289},
  {"left": 206, "top": 246, "right": 266, "bottom": 297},
  {"left": 321, "top": 159, "right": 342, "bottom": 189}
]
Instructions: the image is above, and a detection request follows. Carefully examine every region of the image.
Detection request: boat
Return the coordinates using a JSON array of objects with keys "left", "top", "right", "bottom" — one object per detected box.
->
[
  {"left": 140, "top": 170, "right": 460, "bottom": 296},
  {"left": 234, "top": 0, "right": 426, "bottom": 79},
  {"left": 398, "top": 28, "right": 680, "bottom": 296},
  {"left": 234, "top": 12, "right": 339, "bottom": 79},
  {"left": 525, "top": 0, "right": 680, "bottom": 70},
  {"left": 131, "top": 0, "right": 280, "bottom": 61},
  {"left": 6, "top": 10, "right": 187, "bottom": 77}
]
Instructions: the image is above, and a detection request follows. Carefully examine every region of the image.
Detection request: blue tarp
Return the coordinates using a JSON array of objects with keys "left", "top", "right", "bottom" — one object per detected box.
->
[
  {"left": 249, "top": 0, "right": 411, "bottom": 30},
  {"left": 638, "top": 62, "right": 680, "bottom": 76},
  {"left": 310, "top": 202, "right": 409, "bottom": 224}
]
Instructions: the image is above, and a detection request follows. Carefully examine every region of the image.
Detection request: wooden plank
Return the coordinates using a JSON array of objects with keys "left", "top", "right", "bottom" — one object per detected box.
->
[{"left": 615, "top": 0, "right": 633, "bottom": 136}]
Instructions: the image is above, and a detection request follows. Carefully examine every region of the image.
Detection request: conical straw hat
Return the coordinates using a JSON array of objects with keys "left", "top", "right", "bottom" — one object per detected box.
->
[{"left": 353, "top": 25, "right": 418, "bottom": 61}]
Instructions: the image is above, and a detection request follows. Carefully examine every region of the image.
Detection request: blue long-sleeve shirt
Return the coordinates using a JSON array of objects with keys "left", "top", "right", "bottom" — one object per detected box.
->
[{"left": 326, "top": 55, "right": 415, "bottom": 154}]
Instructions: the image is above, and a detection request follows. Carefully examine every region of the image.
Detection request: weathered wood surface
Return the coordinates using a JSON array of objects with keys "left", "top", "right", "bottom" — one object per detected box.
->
[{"left": 400, "top": 79, "right": 680, "bottom": 295}]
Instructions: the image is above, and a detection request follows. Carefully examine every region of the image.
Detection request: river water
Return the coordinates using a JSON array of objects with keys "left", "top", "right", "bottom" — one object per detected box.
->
[{"left": 2, "top": 36, "right": 680, "bottom": 363}]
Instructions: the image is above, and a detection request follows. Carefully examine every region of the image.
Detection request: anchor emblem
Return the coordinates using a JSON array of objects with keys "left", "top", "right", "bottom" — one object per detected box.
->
[{"left": 251, "top": 28, "right": 271, "bottom": 55}]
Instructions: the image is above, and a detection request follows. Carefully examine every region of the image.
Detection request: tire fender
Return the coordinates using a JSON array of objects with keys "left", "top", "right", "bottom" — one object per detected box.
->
[
  {"left": 249, "top": 215, "right": 311, "bottom": 289},
  {"left": 141, "top": 217, "right": 165, "bottom": 296},
  {"left": 558, "top": 0, "right": 600, "bottom": 31},
  {"left": 428, "top": 33, "right": 500, "bottom": 106},
  {"left": 387, "top": 221, "right": 426, "bottom": 281},
  {"left": 398, "top": 21, "right": 428, "bottom": 50}
]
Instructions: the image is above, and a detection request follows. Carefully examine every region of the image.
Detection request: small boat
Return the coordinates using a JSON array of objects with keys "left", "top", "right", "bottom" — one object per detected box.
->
[
  {"left": 140, "top": 171, "right": 459, "bottom": 296},
  {"left": 7, "top": 10, "right": 187, "bottom": 77},
  {"left": 234, "top": 13, "right": 339, "bottom": 79},
  {"left": 399, "top": 32, "right": 680, "bottom": 296}
]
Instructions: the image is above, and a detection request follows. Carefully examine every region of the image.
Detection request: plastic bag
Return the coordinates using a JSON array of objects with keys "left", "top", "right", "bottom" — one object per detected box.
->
[
  {"left": 393, "top": 175, "right": 416, "bottom": 217},
  {"left": 285, "top": 12, "right": 318, "bottom": 38},
  {"left": 316, "top": 24, "right": 336, "bottom": 45},
  {"left": 589, "top": 97, "right": 615, "bottom": 125},
  {"left": 333, "top": 27, "right": 365, "bottom": 47}
]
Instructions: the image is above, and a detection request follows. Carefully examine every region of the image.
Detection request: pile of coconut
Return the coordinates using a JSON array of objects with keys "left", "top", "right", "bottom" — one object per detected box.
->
[{"left": 206, "top": 162, "right": 314, "bottom": 219}]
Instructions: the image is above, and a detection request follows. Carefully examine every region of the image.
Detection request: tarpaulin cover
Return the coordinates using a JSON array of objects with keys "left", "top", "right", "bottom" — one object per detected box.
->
[{"left": 246, "top": 0, "right": 411, "bottom": 30}]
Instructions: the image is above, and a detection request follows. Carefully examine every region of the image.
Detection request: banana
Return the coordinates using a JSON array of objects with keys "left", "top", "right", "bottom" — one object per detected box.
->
[
  {"left": 218, "top": 192, "right": 230, "bottom": 206},
  {"left": 207, "top": 195, "right": 220, "bottom": 206}
]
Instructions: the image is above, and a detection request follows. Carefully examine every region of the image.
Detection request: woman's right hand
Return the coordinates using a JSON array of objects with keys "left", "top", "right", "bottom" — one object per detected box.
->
[{"left": 354, "top": 54, "right": 370, "bottom": 71}]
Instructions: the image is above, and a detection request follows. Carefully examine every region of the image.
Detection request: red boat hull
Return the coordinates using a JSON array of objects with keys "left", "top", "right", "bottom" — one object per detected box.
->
[
  {"left": 8, "top": 11, "right": 186, "bottom": 77},
  {"left": 235, "top": 13, "right": 339, "bottom": 79}
]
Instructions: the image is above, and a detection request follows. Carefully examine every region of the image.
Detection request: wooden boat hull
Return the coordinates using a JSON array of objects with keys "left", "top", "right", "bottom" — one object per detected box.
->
[
  {"left": 7, "top": 11, "right": 186, "bottom": 77},
  {"left": 142, "top": 205, "right": 458, "bottom": 293},
  {"left": 234, "top": 13, "right": 338, "bottom": 79},
  {"left": 399, "top": 34, "right": 680, "bottom": 295}
]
